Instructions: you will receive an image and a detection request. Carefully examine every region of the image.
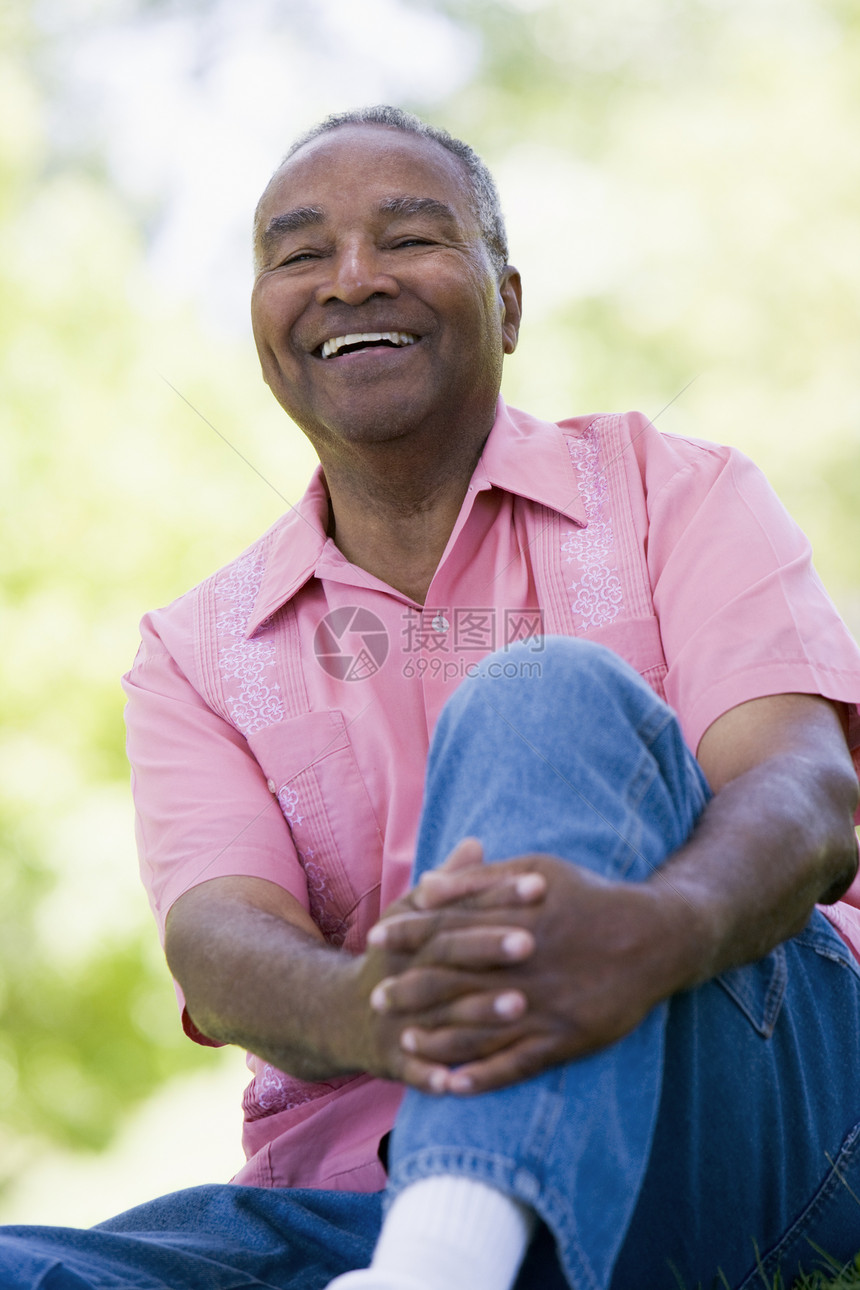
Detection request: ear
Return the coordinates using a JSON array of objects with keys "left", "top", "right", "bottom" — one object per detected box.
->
[{"left": 499, "top": 267, "right": 522, "bottom": 355}]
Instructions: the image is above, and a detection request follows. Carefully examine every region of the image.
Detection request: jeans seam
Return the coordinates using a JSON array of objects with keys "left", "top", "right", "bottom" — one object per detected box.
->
[
  {"left": 518, "top": 1075, "right": 568, "bottom": 1179},
  {"left": 389, "top": 1150, "right": 603, "bottom": 1290},
  {"left": 764, "top": 951, "right": 786, "bottom": 1028},
  {"left": 715, "top": 946, "right": 787, "bottom": 1037},
  {"left": 387, "top": 1147, "right": 519, "bottom": 1198},
  {"left": 795, "top": 927, "right": 860, "bottom": 971},
  {"left": 739, "top": 1118, "right": 860, "bottom": 1288},
  {"left": 539, "top": 1180, "right": 603, "bottom": 1290},
  {"left": 388, "top": 1136, "right": 606, "bottom": 1290},
  {"left": 635, "top": 705, "right": 677, "bottom": 749},
  {"left": 388, "top": 1080, "right": 570, "bottom": 1204},
  {"left": 603, "top": 753, "right": 657, "bottom": 880}
]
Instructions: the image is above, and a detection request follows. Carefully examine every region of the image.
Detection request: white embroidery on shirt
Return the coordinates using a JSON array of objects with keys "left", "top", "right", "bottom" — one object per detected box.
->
[
  {"left": 216, "top": 550, "right": 287, "bottom": 735},
  {"left": 303, "top": 854, "right": 348, "bottom": 947},
  {"left": 253, "top": 1063, "right": 291, "bottom": 1111},
  {"left": 277, "top": 784, "right": 303, "bottom": 828},
  {"left": 563, "top": 427, "right": 624, "bottom": 628},
  {"left": 213, "top": 551, "right": 352, "bottom": 954},
  {"left": 245, "top": 1061, "right": 337, "bottom": 1115}
]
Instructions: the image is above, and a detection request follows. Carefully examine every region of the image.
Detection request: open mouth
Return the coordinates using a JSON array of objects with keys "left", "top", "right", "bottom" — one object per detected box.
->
[{"left": 319, "top": 331, "right": 419, "bottom": 360}]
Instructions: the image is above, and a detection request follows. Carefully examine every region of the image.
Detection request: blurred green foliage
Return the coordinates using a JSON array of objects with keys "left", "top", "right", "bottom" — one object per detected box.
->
[
  {"left": 425, "top": 0, "right": 860, "bottom": 620},
  {"left": 0, "top": 0, "right": 858, "bottom": 1199},
  {"left": 0, "top": 0, "right": 314, "bottom": 1188}
]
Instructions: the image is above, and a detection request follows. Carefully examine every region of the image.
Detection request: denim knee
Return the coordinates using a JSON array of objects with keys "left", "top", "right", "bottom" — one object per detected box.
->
[
  {"left": 444, "top": 636, "right": 671, "bottom": 743},
  {"left": 415, "top": 637, "right": 709, "bottom": 883}
]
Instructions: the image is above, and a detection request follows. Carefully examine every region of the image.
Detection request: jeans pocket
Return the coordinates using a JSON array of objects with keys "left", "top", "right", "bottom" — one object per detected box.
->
[
  {"left": 792, "top": 907, "right": 860, "bottom": 969},
  {"left": 716, "top": 945, "right": 788, "bottom": 1037}
]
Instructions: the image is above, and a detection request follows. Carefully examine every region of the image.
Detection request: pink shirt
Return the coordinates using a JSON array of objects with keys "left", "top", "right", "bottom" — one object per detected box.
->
[{"left": 124, "top": 401, "right": 860, "bottom": 1192}]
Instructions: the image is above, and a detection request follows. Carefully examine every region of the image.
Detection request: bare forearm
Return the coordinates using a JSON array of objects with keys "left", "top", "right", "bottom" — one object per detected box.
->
[
  {"left": 165, "top": 884, "right": 369, "bottom": 1081},
  {"left": 163, "top": 876, "right": 468, "bottom": 1091},
  {"left": 367, "top": 701, "right": 859, "bottom": 1093},
  {"left": 647, "top": 748, "right": 859, "bottom": 994},
  {"left": 163, "top": 702, "right": 858, "bottom": 1097}
]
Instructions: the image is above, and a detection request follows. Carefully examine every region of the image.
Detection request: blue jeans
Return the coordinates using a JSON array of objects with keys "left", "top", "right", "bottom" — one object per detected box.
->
[
  {"left": 2, "top": 639, "right": 859, "bottom": 1288},
  {"left": 390, "top": 639, "right": 860, "bottom": 1287}
]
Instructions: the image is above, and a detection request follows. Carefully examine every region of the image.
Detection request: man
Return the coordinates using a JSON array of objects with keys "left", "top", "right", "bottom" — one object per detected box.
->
[{"left": 3, "top": 105, "right": 860, "bottom": 1289}]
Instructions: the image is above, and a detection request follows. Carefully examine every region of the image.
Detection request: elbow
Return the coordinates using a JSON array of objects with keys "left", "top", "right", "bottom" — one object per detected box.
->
[
  {"left": 816, "top": 760, "right": 860, "bottom": 905},
  {"left": 164, "top": 904, "right": 225, "bottom": 1042},
  {"left": 163, "top": 903, "right": 194, "bottom": 998},
  {"left": 818, "top": 832, "right": 859, "bottom": 906}
]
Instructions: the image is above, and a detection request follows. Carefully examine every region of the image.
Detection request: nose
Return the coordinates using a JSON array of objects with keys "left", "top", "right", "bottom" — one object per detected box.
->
[{"left": 314, "top": 238, "right": 399, "bottom": 307}]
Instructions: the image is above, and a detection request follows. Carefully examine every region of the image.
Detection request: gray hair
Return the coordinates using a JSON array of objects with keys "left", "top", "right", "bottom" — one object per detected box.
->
[{"left": 258, "top": 105, "right": 509, "bottom": 278}]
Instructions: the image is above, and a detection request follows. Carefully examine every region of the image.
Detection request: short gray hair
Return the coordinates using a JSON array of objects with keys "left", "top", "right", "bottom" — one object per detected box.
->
[{"left": 259, "top": 105, "right": 509, "bottom": 278}]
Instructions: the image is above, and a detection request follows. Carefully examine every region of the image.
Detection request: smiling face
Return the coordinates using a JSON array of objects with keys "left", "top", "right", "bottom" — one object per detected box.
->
[{"left": 250, "top": 124, "right": 521, "bottom": 464}]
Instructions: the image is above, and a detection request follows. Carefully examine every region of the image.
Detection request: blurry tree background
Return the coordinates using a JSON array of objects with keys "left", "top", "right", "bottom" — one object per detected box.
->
[{"left": 1, "top": 0, "right": 858, "bottom": 1224}]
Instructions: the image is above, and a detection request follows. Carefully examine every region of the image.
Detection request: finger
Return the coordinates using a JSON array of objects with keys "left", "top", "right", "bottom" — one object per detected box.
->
[
  {"left": 413, "top": 865, "right": 547, "bottom": 911},
  {"left": 397, "top": 1054, "right": 458, "bottom": 1096},
  {"left": 369, "top": 908, "right": 539, "bottom": 955},
  {"left": 400, "top": 1022, "right": 526, "bottom": 1066},
  {"left": 439, "top": 1036, "right": 560, "bottom": 1096},
  {"left": 371, "top": 965, "right": 499, "bottom": 1014},
  {"left": 455, "top": 872, "right": 546, "bottom": 910},
  {"left": 401, "top": 986, "right": 528, "bottom": 1031},
  {"left": 367, "top": 910, "right": 443, "bottom": 953},
  {"left": 414, "top": 926, "right": 535, "bottom": 969},
  {"left": 437, "top": 837, "right": 484, "bottom": 872},
  {"left": 371, "top": 933, "right": 531, "bottom": 990}
]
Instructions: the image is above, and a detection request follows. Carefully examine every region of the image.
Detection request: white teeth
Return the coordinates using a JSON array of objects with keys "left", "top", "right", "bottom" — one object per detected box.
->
[{"left": 320, "top": 331, "right": 418, "bottom": 359}]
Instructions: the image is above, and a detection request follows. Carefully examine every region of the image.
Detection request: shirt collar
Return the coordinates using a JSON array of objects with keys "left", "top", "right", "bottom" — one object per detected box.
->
[
  {"left": 475, "top": 399, "right": 588, "bottom": 525},
  {"left": 245, "top": 398, "right": 587, "bottom": 637},
  {"left": 245, "top": 475, "right": 330, "bottom": 634}
]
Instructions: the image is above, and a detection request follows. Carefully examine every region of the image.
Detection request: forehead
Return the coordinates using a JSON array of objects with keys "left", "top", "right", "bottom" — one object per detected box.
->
[{"left": 258, "top": 125, "right": 476, "bottom": 229}]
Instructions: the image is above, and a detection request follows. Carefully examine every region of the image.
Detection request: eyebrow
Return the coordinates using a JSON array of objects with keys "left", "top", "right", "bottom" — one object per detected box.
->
[
  {"left": 260, "top": 205, "right": 325, "bottom": 254},
  {"left": 377, "top": 196, "right": 459, "bottom": 224},
  {"left": 259, "top": 196, "right": 459, "bottom": 259}
]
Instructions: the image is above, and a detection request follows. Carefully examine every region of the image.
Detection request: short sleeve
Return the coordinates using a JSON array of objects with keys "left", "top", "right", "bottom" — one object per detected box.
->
[
  {"left": 122, "top": 612, "right": 309, "bottom": 943},
  {"left": 642, "top": 433, "right": 860, "bottom": 797}
]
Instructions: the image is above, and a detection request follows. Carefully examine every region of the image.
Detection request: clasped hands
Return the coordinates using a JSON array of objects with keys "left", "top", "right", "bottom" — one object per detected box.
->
[{"left": 356, "top": 839, "right": 684, "bottom": 1096}]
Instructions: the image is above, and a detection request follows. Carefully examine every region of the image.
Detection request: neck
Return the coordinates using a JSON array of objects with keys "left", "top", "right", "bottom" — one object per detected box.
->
[{"left": 320, "top": 430, "right": 487, "bottom": 604}]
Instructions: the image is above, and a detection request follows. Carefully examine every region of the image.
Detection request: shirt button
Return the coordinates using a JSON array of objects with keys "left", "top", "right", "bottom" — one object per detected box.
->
[
  {"left": 431, "top": 613, "right": 450, "bottom": 633},
  {"left": 267, "top": 778, "right": 277, "bottom": 794}
]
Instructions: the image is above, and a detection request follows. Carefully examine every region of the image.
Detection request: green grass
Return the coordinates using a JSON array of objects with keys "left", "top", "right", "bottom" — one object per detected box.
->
[
  {"left": 734, "top": 1249, "right": 860, "bottom": 1289},
  {"left": 675, "top": 1248, "right": 860, "bottom": 1288},
  {"left": 788, "top": 1252, "right": 860, "bottom": 1289}
]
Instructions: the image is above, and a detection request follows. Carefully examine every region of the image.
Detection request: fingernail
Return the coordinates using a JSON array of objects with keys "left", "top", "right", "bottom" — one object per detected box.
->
[
  {"left": 449, "top": 1072, "right": 473, "bottom": 1093},
  {"left": 429, "top": 1069, "right": 448, "bottom": 1093},
  {"left": 366, "top": 924, "right": 387, "bottom": 946},
  {"left": 494, "top": 991, "right": 524, "bottom": 1019},
  {"left": 515, "top": 874, "right": 544, "bottom": 899},
  {"left": 401, "top": 1029, "right": 418, "bottom": 1052},
  {"left": 370, "top": 985, "right": 389, "bottom": 1012},
  {"left": 501, "top": 930, "right": 532, "bottom": 958}
]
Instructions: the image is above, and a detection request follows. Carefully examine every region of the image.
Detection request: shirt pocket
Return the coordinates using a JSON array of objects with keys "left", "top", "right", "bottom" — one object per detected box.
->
[
  {"left": 246, "top": 711, "right": 384, "bottom": 950},
  {"left": 577, "top": 613, "right": 669, "bottom": 701}
]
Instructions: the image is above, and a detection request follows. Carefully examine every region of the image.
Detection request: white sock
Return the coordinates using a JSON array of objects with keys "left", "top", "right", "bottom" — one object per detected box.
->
[{"left": 327, "top": 1175, "right": 535, "bottom": 1290}]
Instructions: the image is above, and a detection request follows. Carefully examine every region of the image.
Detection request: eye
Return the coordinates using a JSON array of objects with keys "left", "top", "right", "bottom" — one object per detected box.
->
[
  {"left": 392, "top": 237, "right": 434, "bottom": 249},
  {"left": 279, "top": 249, "right": 321, "bottom": 267}
]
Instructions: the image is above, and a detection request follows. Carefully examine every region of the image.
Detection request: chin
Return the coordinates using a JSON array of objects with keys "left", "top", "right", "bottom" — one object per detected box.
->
[{"left": 295, "top": 400, "right": 437, "bottom": 451}]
